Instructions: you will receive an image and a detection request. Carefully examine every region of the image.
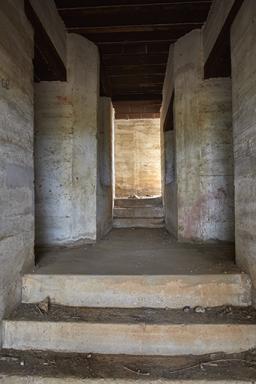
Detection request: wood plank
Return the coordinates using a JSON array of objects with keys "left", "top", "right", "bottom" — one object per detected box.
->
[
  {"left": 58, "top": 3, "right": 211, "bottom": 28},
  {"left": 55, "top": 0, "right": 212, "bottom": 10},
  {"left": 102, "top": 53, "right": 168, "bottom": 66}
]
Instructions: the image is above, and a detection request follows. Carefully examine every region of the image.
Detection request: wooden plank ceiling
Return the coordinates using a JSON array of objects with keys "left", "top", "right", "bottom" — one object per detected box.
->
[{"left": 55, "top": 0, "right": 213, "bottom": 118}]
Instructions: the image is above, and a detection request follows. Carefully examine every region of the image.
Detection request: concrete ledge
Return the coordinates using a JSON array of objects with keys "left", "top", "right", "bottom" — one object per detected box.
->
[
  {"left": 115, "top": 198, "right": 162, "bottom": 208},
  {"left": 114, "top": 207, "right": 164, "bottom": 218},
  {"left": 3, "top": 320, "right": 256, "bottom": 355},
  {"left": 22, "top": 274, "right": 252, "bottom": 308},
  {"left": 113, "top": 218, "right": 165, "bottom": 228}
]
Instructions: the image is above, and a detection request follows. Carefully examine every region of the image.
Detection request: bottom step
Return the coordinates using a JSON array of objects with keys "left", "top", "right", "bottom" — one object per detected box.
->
[
  {"left": 0, "top": 348, "right": 256, "bottom": 383},
  {"left": 113, "top": 217, "right": 164, "bottom": 228},
  {"left": 3, "top": 305, "right": 256, "bottom": 356}
]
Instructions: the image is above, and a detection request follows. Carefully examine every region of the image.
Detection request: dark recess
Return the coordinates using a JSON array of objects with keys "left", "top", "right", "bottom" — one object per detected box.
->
[
  {"left": 164, "top": 91, "right": 175, "bottom": 132},
  {"left": 25, "top": 0, "right": 66, "bottom": 82},
  {"left": 204, "top": 0, "right": 245, "bottom": 79}
]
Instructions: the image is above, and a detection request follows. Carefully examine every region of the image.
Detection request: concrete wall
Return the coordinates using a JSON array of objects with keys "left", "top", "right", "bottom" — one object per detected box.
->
[
  {"left": 198, "top": 79, "right": 234, "bottom": 241},
  {"left": 97, "top": 97, "right": 114, "bottom": 238},
  {"left": 0, "top": 0, "right": 34, "bottom": 333},
  {"left": 29, "top": 0, "right": 66, "bottom": 66},
  {"left": 35, "top": 34, "right": 99, "bottom": 246},
  {"left": 231, "top": 0, "right": 256, "bottom": 291},
  {"left": 161, "top": 30, "right": 234, "bottom": 242},
  {"left": 115, "top": 119, "right": 161, "bottom": 198},
  {"left": 174, "top": 30, "right": 203, "bottom": 241}
]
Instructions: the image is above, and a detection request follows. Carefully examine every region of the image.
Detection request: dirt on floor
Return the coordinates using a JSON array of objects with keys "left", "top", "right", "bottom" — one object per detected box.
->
[
  {"left": 8, "top": 303, "right": 256, "bottom": 324},
  {"left": 1, "top": 348, "right": 256, "bottom": 380}
]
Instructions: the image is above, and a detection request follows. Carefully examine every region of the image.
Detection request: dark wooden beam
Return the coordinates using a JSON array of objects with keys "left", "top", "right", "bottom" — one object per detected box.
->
[
  {"left": 106, "top": 64, "right": 166, "bottom": 75},
  {"left": 102, "top": 53, "right": 168, "bottom": 66},
  {"left": 112, "top": 94, "right": 162, "bottom": 101},
  {"left": 55, "top": 0, "right": 212, "bottom": 10},
  {"left": 57, "top": 3, "right": 211, "bottom": 28},
  {"left": 204, "top": 0, "right": 245, "bottom": 79},
  {"left": 99, "top": 41, "right": 171, "bottom": 55},
  {"left": 67, "top": 23, "right": 203, "bottom": 35},
  {"left": 25, "top": 0, "right": 66, "bottom": 82}
]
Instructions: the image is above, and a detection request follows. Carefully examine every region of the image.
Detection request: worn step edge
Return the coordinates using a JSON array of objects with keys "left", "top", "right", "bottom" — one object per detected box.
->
[
  {"left": 22, "top": 274, "right": 252, "bottom": 308},
  {"left": 0, "top": 377, "right": 253, "bottom": 383},
  {"left": 115, "top": 198, "right": 162, "bottom": 208},
  {"left": 3, "top": 320, "right": 256, "bottom": 355},
  {"left": 113, "top": 207, "right": 164, "bottom": 218},
  {"left": 113, "top": 218, "right": 165, "bottom": 228}
]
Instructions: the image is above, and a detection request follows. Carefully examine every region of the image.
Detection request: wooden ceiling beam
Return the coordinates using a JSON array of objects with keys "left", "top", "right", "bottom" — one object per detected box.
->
[
  {"left": 102, "top": 53, "right": 168, "bottom": 66},
  {"left": 112, "top": 94, "right": 162, "bottom": 101},
  {"left": 57, "top": 3, "right": 210, "bottom": 28},
  {"left": 99, "top": 41, "right": 171, "bottom": 55},
  {"left": 55, "top": 0, "right": 212, "bottom": 10},
  {"left": 106, "top": 64, "right": 166, "bottom": 76}
]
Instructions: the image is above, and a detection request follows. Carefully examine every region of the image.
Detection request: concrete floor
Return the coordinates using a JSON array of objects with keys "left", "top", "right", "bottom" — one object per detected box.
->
[{"left": 35, "top": 228, "right": 238, "bottom": 275}]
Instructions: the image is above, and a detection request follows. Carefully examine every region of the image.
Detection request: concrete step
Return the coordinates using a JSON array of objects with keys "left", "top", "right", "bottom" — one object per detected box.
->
[
  {"left": 113, "top": 217, "right": 165, "bottom": 228},
  {"left": 115, "top": 197, "right": 162, "bottom": 208},
  {"left": 3, "top": 305, "right": 256, "bottom": 355},
  {"left": 0, "top": 347, "right": 256, "bottom": 383},
  {"left": 114, "top": 206, "right": 164, "bottom": 218},
  {"left": 22, "top": 273, "right": 252, "bottom": 308}
]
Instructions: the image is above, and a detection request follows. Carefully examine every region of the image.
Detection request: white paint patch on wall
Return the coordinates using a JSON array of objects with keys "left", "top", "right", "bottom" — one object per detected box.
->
[{"left": 35, "top": 34, "right": 99, "bottom": 246}]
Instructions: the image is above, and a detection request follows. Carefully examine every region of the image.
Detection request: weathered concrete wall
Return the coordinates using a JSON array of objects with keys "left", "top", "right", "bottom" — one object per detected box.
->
[
  {"left": 0, "top": 0, "right": 34, "bottom": 334},
  {"left": 174, "top": 30, "right": 203, "bottom": 241},
  {"left": 198, "top": 79, "right": 234, "bottom": 241},
  {"left": 203, "top": 0, "right": 235, "bottom": 63},
  {"left": 35, "top": 34, "right": 99, "bottom": 246},
  {"left": 115, "top": 119, "right": 161, "bottom": 198},
  {"left": 97, "top": 97, "right": 114, "bottom": 238},
  {"left": 162, "top": 30, "right": 234, "bottom": 241},
  {"left": 231, "top": 0, "right": 256, "bottom": 290},
  {"left": 29, "top": 0, "right": 66, "bottom": 66}
]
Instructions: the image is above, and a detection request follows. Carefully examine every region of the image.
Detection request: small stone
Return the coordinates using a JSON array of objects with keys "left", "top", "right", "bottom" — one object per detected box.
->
[
  {"left": 194, "top": 306, "right": 206, "bottom": 313},
  {"left": 20, "top": 361, "right": 25, "bottom": 366},
  {"left": 37, "top": 297, "right": 50, "bottom": 313},
  {"left": 87, "top": 354, "right": 92, "bottom": 359},
  {"left": 183, "top": 306, "right": 190, "bottom": 313}
]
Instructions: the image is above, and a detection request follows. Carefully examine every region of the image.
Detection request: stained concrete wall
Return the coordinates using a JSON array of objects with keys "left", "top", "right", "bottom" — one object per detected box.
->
[
  {"left": 0, "top": 0, "right": 34, "bottom": 333},
  {"left": 231, "top": 0, "right": 256, "bottom": 291},
  {"left": 35, "top": 34, "right": 99, "bottom": 246},
  {"left": 97, "top": 97, "right": 114, "bottom": 238},
  {"left": 115, "top": 119, "right": 161, "bottom": 198},
  {"left": 29, "top": 0, "right": 66, "bottom": 66},
  {"left": 161, "top": 30, "right": 234, "bottom": 241},
  {"left": 198, "top": 79, "right": 234, "bottom": 241}
]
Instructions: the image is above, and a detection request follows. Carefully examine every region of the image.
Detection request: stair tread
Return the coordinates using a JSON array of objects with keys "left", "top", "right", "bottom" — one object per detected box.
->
[
  {"left": 0, "top": 348, "right": 256, "bottom": 381},
  {"left": 6, "top": 304, "right": 256, "bottom": 325}
]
